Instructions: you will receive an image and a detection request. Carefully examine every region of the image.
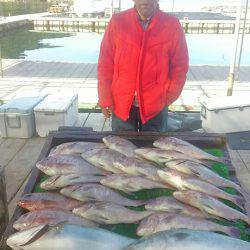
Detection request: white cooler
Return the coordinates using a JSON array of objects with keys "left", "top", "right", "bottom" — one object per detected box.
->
[
  {"left": 200, "top": 96, "right": 250, "bottom": 133},
  {"left": 0, "top": 96, "right": 45, "bottom": 138},
  {"left": 34, "top": 94, "right": 78, "bottom": 137}
]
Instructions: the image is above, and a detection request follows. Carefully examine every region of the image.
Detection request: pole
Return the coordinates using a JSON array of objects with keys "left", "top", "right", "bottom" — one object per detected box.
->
[
  {"left": 235, "top": 0, "right": 249, "bottom": 80},
  {"left": 0, "top": 166, "right": 9, "bottom": 249},
  {"left": 171, "top": 0, "right": 175, "bottom": 12},
  {"left": 119, "top": 0, "right": 121, "bottom": 12},
  {"left": 0, "top": 46, "right": 3, "bottom": 78},
  {"left": 110, "top": 0, "right": 114, "bottom": 17},
  {"left": 227, "top": 0, "right": 243, "bottom": 96}
]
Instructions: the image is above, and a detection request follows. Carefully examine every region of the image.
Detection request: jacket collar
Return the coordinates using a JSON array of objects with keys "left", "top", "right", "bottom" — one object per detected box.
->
[{"left": 132, "top": 7, "right": 161, "bottom": 33}]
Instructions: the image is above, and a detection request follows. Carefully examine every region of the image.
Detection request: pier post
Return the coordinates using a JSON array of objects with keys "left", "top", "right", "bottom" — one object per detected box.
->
[
  {"left": 91, "top": 21, "right": 96, "bottom": 32},
  {"left": 0, "top": 166, "right": 9, "bottom": 248},
  {"left": 0, "top": 47, "right": 3, "bottom": 78}
]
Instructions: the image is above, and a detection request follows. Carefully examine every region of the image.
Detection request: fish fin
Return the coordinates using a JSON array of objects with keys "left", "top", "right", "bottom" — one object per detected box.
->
[
  {"left": 189, "top": 169, "right": 201, "bottom": 178},
  {"left": 225, "top": 227, "right": 241, "bottom": 239},
  {"left": 20, "top": 224, "right": 50, "bottom": 247}
]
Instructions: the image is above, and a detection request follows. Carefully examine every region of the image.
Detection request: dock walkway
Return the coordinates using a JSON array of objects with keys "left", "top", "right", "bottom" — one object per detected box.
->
[{"left": 1, "top": 59, "right": 250, "bottom": 111}]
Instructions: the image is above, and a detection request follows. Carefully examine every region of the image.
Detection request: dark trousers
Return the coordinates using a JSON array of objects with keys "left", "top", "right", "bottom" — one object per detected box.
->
[{"left": 112, "top": 106, "right": 168, "bottom": 132}]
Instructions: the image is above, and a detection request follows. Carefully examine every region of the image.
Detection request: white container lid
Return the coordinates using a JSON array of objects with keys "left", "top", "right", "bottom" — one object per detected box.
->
[
  {"left": 34, "top": 94, "right": 78, "bottom": 113},
  {"left": 199, "top": 96, "right": 250, "bottom": 111},
  {"left": 0, "top": 96, "right": 45, "bottom": 114}
]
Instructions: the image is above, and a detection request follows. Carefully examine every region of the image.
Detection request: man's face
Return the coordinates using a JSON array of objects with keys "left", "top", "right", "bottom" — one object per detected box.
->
[{"left": 133, "top": 0, "right": 159, "bottom": 19}]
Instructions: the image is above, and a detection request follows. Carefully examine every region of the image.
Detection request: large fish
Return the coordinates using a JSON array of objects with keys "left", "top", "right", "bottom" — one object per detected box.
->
[
  {"left": 36, "top": 155, "right": 105, "bottom": 176},
  {"left": 103, "top": 135, "right": 137, "bottom": 157},
  {"left": 7, "top": 224, "right": 134, "bottom": 250},
  {"left": 40, "top": 174, "right": 102, "bottom": 190},
  {"left": 165, "top": 159, "right": 243, "bottom": 194},
  {"left": 100, "top": 174, "right": 170, "bottom": 193},
  {"left": 73, "top": 201, "right": 152, "bottom": 224},
  {"left": 60, "top": 184, "right": 144, "bottom": 207},
  {"left": 113, "top": 157, "right": 161, "bottom": 182},
  {"left": 157, "top": 169, "right": 245, "bottom": 209},
  {"left": 49, "top": 142, "right": 106, "bottom": 156},
  {"left": 173, "top": 190, "right": 250, "bottom": 225},
  {"left": 136, "top": 213, "right": 240, "bottom": 238},
  {"left": 81, "top": 148, "right": 127, "bottom": 173},
  {"left": 124, "top": 229, "right": 250, "bottom": 250},
  {"left": 18, "top": 193, "right": 82, "bottom": 211},
  {"left": 145, "top": 196, "right": 208, "bottom": 218},
  {"left": 135, "top": 148, "right": 203, "bottom": 165},
  {"left": 154, "top": 137, "right": 226, "bottom": 163},
  {"left": 13, "top": 209, "right": 98, "bottom": 231}
]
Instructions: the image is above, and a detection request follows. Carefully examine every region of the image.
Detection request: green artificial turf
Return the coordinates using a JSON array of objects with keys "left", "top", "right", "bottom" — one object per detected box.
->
[{"left": 33, "top": 148, "right": 250, "bottom": 241}]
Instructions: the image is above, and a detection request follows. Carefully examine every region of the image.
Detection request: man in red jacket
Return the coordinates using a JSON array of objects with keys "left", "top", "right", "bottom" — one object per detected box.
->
[{"left": 98, "top": 0, "right": 189, "bottom": 132}]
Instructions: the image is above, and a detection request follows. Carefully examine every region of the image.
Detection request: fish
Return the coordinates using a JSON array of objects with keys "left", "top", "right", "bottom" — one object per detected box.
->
[
  {"left": 173, "top": 190, "right": 250, "bottom": 225},
  {"left": 36, "top": 155, "right": 105, "bottom": 176},
  {"left": 154, "top": 137, "right": 226, "bottom": 163},
  {"left": 7, "top": 224, "right": 134, "bottom": 250},
  {"left": 73, "top": 201, "right": 152, "bottom": 224},
  {"left": 102, "top": 135, "right": 137, "bottom": 157},
  {"left": 60, "top": 183, "right": 144, "bottom": 207},
  {"left": 49, "top": 141, "right": 106, "bottom": 156},
  {"left": 18, "top": 193, "right": 82, "bottom": 211},
  {"left": 157, "top": 169, "right": 245, "bottom": 209},
  {"left": 113, "top": 157, "right": 161, "bottom": 182},
  {"left": 40, "top": 174, "right": 102, "bottom": 190},
  {"left": 136, "top": 213, "right": 240, "bottom": 238},
  {"left": 100, "top": 174, "right": 171, "bottom": 193},
  {"left": 145, "top": 196, "right": 208, "bottom": 218},
  {"left": 13, "top": 209, "right": 98, "bottom": 231},
  {"left": 165, "top": 159, "right": 243, "bottom": 194},
  {"left": 81, "top": 148, "right": 127, "bottom": 173},
  {"left": 135, "top": 148, "right": 203, "bottom": 165},
  {"left": 124, "top": 229, "right": 250, "bottom": 250}
]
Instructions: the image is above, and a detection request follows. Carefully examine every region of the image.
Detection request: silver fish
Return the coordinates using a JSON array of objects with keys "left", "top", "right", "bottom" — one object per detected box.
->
[
  {"left": 100, "top": 174, "right": 170, "bottom": 193},
  {"left": 40, "top": 174, "right": 102, "bottom": 190},
  {"left": 157, "top": 169, "right": 245, "bottom": 209},
  {"left": 49, "top": 142, "right": 106, "bottom": 156},
  {"left": 81, "top": 148, "right": 127, "bottom": 173},
  {"left": 135, "top": 148, "right": 203, "bottom": 165},
  {"left": 154, "top": 137, "right": 226, "bottom": 163},
  {"left": 13, "top": 209, "right": 98, "bottom": 231},
  {"left": 174, "top": 190, "right": 250, "bottom": 225},
  {"left": 60, "top": 183, "right": 144, "bottom": 207},
  {"left": 113, "top": 157, "right": 161, "bottom": 182},
  {"left": 124, "top": 229, "right": 250, "bottom": 250},
  {"left": 102, "top": 135, "right": 137, "bottom": 157},
  {"left": 165, "top": 159, "right": 243, "bottom": 194},
  {"left": 18, "top": 193, "right": 82, "bottom": 211},
  {"left": 7, "top": 224, "right": 134, "bottom": 250},
  {"left": 145, "top": 196, "right": 207, "bottom": 218},
  {"left": 73, "top": 201, "right": 152, "bottom": 224},
  {"left": 137, "top": 213, "right": 240, "bottom": 238},
  {"left": 36, "top": 155, "right": 105, "bottom": 176}
]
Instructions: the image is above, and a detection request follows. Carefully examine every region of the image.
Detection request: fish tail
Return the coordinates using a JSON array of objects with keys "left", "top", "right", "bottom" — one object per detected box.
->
[
  {"left": 132, "top": 200, "right": 147, "bottom": 207},
  {"left": 214, "top": 156, "right": 227, "bottom": 164},
  {"left": 224, "top": 227, "right": 241, "bottom": 238},
  {"left": 233, "top": 195, "right": 245, "bottom": 210}
]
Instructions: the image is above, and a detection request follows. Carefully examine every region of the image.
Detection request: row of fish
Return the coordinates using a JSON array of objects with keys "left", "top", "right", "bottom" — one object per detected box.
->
[
  {"left": 8, "top": 135, "right": 250, "bottom": 249},
  {"left": 7, "top": 225, "right": 250, "bottom": 250}
]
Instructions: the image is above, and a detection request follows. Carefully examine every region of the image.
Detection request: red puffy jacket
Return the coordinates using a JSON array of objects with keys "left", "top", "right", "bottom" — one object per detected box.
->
[{"left": 98, "top": 8, "right": 189, "bottom": 124}]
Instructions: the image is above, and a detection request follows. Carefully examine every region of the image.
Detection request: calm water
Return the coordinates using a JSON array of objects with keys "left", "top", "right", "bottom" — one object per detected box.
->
[{"left": 1, "top": 29, "right": 250, "bottom": 66}]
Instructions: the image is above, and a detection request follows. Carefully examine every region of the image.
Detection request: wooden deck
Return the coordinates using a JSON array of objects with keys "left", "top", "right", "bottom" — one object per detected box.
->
[
  {"left": 1, "top": 59, "right": 250, "bottom": 111},
  {"left": 1, "top": 112, "right": 250, "bottom": 219}
]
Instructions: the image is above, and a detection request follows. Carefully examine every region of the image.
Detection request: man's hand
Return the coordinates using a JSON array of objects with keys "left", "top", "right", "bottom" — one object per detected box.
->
[{"left": 101, "top": 106, "right": 113, "bottom": 118}]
